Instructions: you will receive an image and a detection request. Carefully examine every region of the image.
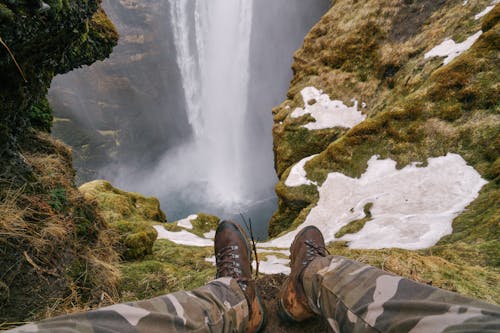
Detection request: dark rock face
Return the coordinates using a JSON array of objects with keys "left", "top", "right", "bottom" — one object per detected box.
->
[
  {"left": 0, "top": 0, "right": 120, "bottom": 324},
  {"left": 0, "top": 1, "right": 117, "bottom": 181},
  {"left": 49, "top": 0, "right": 189, "bottom": 183}
]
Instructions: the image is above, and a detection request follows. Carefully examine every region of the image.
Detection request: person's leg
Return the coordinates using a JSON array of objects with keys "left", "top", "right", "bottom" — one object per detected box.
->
[
  {"left": 8, "top": 220, "right": 265, "bottom": 333},
  {"left": 304, "top": 256, "right": 500, "bottom": 333},
  {"left": 9, "top": 277, "right": 248, "bottom": 333},
  {"left": 279, "top": 226, "right": 500, "bottom": 333}
]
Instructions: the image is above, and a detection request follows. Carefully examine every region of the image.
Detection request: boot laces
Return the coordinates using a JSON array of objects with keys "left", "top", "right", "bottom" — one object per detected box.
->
[
  {"left": 216, "top": 245, "right": 250, "bottom": 290},
  {"left": 302, "top": 240, "right": 329, "bottom": 266}
]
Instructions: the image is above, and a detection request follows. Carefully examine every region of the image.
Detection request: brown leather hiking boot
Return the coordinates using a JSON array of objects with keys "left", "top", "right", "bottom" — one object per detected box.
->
[
  {"left": 278, "top": 226, "right": 328, "bottom": 322},
  {"left": 214, "top": 220, "right": 266, "bottom": 333}
]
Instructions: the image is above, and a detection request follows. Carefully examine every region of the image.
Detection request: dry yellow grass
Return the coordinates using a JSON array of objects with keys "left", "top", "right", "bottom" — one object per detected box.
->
[{"left": 0, "top": 132, "right": 121, "bottom": 324}]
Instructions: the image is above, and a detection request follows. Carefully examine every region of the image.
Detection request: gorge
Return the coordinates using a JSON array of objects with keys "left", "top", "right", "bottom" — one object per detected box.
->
[
  {"left": 48, "top": 0, "right": 331, "bottom": 238},
  {"left": 1, "top": 0, "right": 498, "bottom": 327}
]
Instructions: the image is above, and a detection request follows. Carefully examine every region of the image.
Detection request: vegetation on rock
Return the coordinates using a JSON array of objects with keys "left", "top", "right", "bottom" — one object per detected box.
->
[
  {"left": 0, "top": 0, "right": 119, "bottom": 326},
  {"left": 79, "top": 180, "right": 164, "bottom": 260},
  {"left": 270, "top": 0, "right": 499, "bottom": 304},
  {"left": 0, "top": 134, "right": 120, "bottom": 324},
  {"left": 0, "top": 0, "right": 118, "bottom": 180}
]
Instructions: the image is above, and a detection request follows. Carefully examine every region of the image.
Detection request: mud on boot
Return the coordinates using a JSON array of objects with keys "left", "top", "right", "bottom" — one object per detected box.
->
[{"left": 278, "top": 226, "right": 328, "bottom": 323}]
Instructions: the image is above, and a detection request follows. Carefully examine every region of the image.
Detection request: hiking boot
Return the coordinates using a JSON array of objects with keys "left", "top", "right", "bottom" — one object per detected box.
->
[
  {"left": 215, "top": 220, "right": 266, "bottom": 333},
  {"left": 278, "top": 226, "right": 328, "bottom": 322}
]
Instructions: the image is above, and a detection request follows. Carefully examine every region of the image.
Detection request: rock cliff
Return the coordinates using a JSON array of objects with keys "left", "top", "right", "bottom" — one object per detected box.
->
[
  {"left": 1, "top": 0, "right": 498, "bottom": 329},
  {"left": 0, "top": 0, "right": 119, "bottom": 324},
  {"left": 270, "top": 0, "right": 499, "bottom": 302}
]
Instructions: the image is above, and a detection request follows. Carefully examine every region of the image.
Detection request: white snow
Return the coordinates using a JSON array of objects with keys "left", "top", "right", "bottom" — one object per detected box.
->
[
  {"left": 154, "top": 225, "right": 213, "bottom": 247},
  {"left": 206, "top": 254, "right": 291, "bottom": 275},
  {"left": 475, "top": 0, "right": 499, "bottom": 19},
  {"left": 260, "top": 153, "right": 487, "bottom": 250},
  {"left": 285, "top": 155, "right": 319, "bottom": 187},
  {"left": 205, "top": 256, "right": 216, "bottom": 264},
  {"left": 175, "top": 214, "right": 198, "bottom": 229},
  {"left": 424, "top": 31, "right": 482, "bottom": 65},
  {"left": 160, "top": 153, "right": 486, "bottom": 273},
  {"left": 203, "top": 230, "right": 216, "bottom": 239},
  {"left": 252, "top": 255, "right": 290, "bottom": 275},
  {"left": 463, "top": 0, "right": 468, "bottom": 5},
  {"left": 290, "top": 87, "right": 366, "bottom": 130}
]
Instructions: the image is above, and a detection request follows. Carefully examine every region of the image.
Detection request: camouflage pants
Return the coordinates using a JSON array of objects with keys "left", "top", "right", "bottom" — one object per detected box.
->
[
  {"left": 8, "top": 256, "right": 500, "bottom": 333},
  {"left": 8, "top": 277, "right": 249, "bottom": 333},
  {"left": 303, "top": 256, "right": 500, "bottom": 333}
]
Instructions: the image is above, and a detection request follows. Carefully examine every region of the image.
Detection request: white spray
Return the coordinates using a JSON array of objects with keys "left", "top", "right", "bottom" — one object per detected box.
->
[{"left": 143, "top": 0, "right": 256, "bottom": 216}]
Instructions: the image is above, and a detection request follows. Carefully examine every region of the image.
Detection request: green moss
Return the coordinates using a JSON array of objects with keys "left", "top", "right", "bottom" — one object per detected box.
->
[
  {"left": 48, "top": 187, "right": 67, "bottom": 211},
  {"left": 190, "top": 213, "right": 220, "bottom": 237},
  {"left": 79, "top": 180, "right": 166, "bottom": 260},
  {"left": 79, "top": 180, "right": 166, "bottom": 223},
  {"left": 164, "top": 213, "right": 219, "bottom": 237},
  {"left": 123, "top": 229, "right": 157, "bottom": 259},
  {"left": 29, "top": 97, "right": 53, "bottom": 132},
  {"left": 274, "top": 125, "right": 344, "bottom": 177},
  {"left": 0, "top": 4, "right": 14, "bottom": 21},
  {"left": 270, "top": 1, "right": 499, "bottom": 304},
  {"left": 119, "top": 240, "right": 215, "bottom": 302},
  {"left": 335, "top": 202, "right": 373, "bottom": 238}
]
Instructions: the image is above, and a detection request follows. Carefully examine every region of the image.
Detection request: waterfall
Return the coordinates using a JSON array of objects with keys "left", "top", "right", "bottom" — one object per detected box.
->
[
  {"left": 49, "top": 0, "right": 330, "bottom": 238},
  {"left": 156, "top": 0, "right": 255, "bottom": 214}
]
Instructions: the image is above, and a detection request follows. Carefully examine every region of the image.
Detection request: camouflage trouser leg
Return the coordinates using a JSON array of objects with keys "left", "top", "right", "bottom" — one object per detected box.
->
[
  {"left": 8, "top": 277, "right": 249, "bottom": 333},
  {"left": 302, "top": 256, "right": 500, "bottom": 333}
]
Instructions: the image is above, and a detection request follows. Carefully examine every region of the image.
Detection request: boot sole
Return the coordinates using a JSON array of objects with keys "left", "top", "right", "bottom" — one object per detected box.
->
[{"left": 253, "top": 285, "right": 267, "bottom": 333}]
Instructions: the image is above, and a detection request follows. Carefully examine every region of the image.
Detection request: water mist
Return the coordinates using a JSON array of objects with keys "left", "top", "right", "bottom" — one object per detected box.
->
[
  {"left": 135, "top": 0, "right": 269, "bottom": 229},
  {"left": 49, "top": 0, "right": 331, "bottom": 239}
]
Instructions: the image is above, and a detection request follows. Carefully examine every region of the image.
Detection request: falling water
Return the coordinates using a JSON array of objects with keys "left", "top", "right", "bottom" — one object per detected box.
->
[
  {"left": 49, "top": 0, "right": 331, "bottom": 238},
  {"left": 141, "top": 0, "right": 258, "bottom": 218}
]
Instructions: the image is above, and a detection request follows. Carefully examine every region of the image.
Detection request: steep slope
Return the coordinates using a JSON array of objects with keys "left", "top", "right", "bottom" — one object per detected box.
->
[
  {"left": 269, "top": 0, "right": 499, "bottom": 303},
  {"left": 0, "top": 0, "right": 119, "bottom": 324}
]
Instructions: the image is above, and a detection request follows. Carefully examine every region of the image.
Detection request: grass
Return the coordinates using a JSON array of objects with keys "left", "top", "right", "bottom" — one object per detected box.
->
[
  {"left": 0, "top": 133, "right": 121, "bottom": 323},
  {"left": 79, "top": 180, "right": 165, "bottom": 260},
  {"left": 327, "top": 242, "right": 500, "bottom": 304},
  {"left": 269, "top": 0, "right": 499, "bottom": 304},
  {"left": 119, "top": 240, "right": 215, "bottom": 301}
]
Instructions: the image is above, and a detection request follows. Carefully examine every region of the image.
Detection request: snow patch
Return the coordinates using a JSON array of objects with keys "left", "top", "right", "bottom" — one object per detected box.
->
[
  {"left": 285, "top": 155, "right": 318, "bottom": 187},
  {"left": 291, "top": 87, "right": 366, "bottom": 130},
  {"left": 176, "top": 214, "right": 198, "bottom": 229},
  {"left": 260, "top": 154, "right": 487, "bottom": 250},
  {"left": 424, "top": 31, "right": 482, "bottom": 65},
  {"left": 154, "top": 225, "right": 213, "bottom": 247},
  {"left": 205, "top": 256, "right": 215, "bottom": 264},
  {"left": 475, "top": 0, "right": 499, "bottom": 20},
  {"left": 206, "top": 254, "right": 291, "bottom": 275},
  {"left": 203, "top": 230, "right": 216, "bottom": 239},
  {"left": 252, "top": 255, "right": 290, "bottom": 275}
]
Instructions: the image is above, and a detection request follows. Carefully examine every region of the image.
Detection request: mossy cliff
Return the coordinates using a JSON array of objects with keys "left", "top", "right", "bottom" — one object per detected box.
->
[
  {"left": 79, "top": 180, "right": 164, "bottom": 260},
  {"left": 0, "top": 0, "right": 118, "bottom": 325},
  {"left": 78, "top": 187, "right": 218, "bottom": 305},
  {"left": 270, "top": 0, "right": 499, "bottom": 303},
  {"left": 0, "top": 0, "right": 117, "bottom": 181}
]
